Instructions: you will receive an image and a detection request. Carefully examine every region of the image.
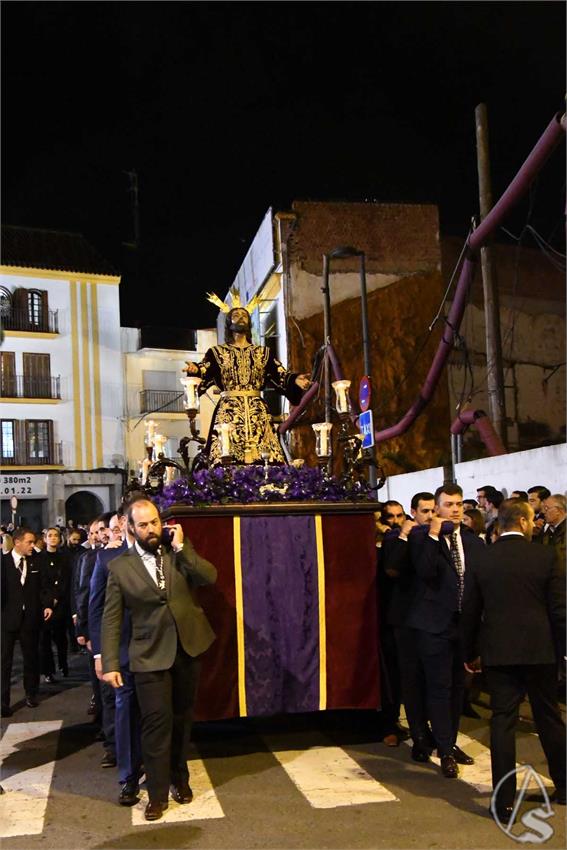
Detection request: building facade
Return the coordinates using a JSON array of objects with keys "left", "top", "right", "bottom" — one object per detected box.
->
[
  {"left": 0, "top": 226, "right": 124, "bottom": 528},
  {"left": 122, "top": 326, "right": 217, "bottom": 480}
]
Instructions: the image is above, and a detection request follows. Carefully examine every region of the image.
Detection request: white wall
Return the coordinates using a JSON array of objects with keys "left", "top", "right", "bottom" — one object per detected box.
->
[{"left": 382, "top": 443, "right": 567, "bottom": 511}]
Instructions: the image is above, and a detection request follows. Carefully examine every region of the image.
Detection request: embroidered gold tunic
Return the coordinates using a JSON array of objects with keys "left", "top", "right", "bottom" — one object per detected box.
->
[{"left": 196, "top": 344, "right": 302, "bottom": 465}]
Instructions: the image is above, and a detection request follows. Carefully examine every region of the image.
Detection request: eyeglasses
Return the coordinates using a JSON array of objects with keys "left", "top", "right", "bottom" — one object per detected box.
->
[{"left": 543, "top": 504, "right": 560, "bottom": 512}]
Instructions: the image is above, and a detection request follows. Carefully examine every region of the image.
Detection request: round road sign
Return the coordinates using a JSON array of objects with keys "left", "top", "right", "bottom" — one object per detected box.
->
[{"left": 359, "top": 376, "right": 372, "bottom": 412}]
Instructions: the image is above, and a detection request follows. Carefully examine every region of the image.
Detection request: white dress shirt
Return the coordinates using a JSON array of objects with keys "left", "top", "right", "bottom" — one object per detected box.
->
[{"left": 11, "top": 549, "right": 28, "bottom": 585}]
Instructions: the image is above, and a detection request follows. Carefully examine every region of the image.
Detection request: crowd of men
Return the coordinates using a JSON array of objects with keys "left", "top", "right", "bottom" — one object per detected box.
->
[
  {"left": 1, "top": 481, "right": 565, "bottom": 825},
  {"left": 1, "top": 498, "right": 217, "bottom": 821},
  {"left": 374, "top": 483, "right": 565, "bottom": 823}
]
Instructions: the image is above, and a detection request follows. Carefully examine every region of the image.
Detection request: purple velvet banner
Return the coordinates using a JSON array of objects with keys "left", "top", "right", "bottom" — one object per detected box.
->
[{"left": 240, "top": 515, "right": 320, "bottom": 715}]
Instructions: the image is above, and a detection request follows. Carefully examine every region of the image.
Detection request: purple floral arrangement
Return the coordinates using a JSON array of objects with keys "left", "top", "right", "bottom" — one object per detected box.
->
[{"left": 155, "top": 464, "right": 371, "bottom": 510}]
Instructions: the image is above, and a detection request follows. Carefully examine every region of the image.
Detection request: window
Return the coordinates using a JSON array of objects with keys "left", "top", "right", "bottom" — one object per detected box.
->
[
  {"left": 26, "top": 420, "right": 52, "bottom": 461},
  {"left": 27, "top": 290, "right": 44, "bottom": 327},
  {"left": 0, "top": 352, "right": 16, "bottom": 397},
  {"left": 0, "top": 287, "right": 11, "bottom": 319},
  {"left": 23, "top": 353, "right": 51, "bottom": 398},
  {"left": 1, "top": 420, "right": 15, "bottom": 459}
]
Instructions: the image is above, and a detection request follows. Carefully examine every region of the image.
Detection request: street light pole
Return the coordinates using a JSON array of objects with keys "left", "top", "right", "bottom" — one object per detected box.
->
[{"left": 324, "top": 247, "right": 378, "bottom": 491}]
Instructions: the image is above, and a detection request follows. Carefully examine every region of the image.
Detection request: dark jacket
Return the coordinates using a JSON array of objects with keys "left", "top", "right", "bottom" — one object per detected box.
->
[
  {"left": 38, "top": 549, "right": 71, "bottom": 622},
  {"left": 75, "top": 547, "right": 100, "bottom": 639},
  {"left": 102, "top": 540, "right": 217, "bottom": 674},
  {"left": 461, "top": 534, "right": 566, "bottom": 666},
  {"left": 405, "top": 524, "right": 485, "bottom": 634},
  {"left": 380, "top": 526, "right": 426, "bottom": 628},
  {"left": 88, "top": 541, "right": 128, "bottom": 664},
  {"left": 1, "top": 551, "right": 53, "bottom": 632}
]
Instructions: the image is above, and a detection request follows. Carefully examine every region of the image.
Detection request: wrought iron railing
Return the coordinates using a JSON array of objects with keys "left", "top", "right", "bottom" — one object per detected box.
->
[
  {"left": 2, "top": 307, "right": 59, "bottom": 334},
  {"left": 139, "top": 389, "right": 185, "bottom": 415},
  {"left": 1, "top": 439, "right": 63, "bottom": 466},
  {"left": 1, "top": 374, "right": 61, "bottom": 400}
]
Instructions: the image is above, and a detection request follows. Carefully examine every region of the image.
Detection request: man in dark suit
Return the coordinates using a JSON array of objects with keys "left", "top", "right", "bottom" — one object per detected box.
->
[
  {"left": 102, "top": 499, "right": 217, "bottom": 822},
  {"left": 90, "top": 504, "right": 143, "bottom": 805},
  {"left": 406, "top": 483, "right": 484, "bottom": 778},
  {"left": 381, "top": 492, "right": 437, "bottom": 761},
  {"left": 462, "top": 498, "right": 566, "bottom": 823},
  {"left": 1, "top": 527, "right": 54, "bottom": 716}
]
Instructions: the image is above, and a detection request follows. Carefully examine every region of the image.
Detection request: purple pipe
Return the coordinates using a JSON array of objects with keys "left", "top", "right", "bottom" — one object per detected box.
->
[
  {"left": 279, "top": 343, "right": 346, "bottom": 435},
  {"left": 278, "top": 381, "right": 320, "bottom": 434},
  {"left": 374, "top": 112, "right": 565, "bottom": 445},
  {"left": 450, "top": 409, "right": 506, "bottom": 456}
]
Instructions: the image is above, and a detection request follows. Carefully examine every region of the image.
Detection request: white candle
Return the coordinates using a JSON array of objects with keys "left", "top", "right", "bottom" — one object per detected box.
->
[
  {"left": 141, "top": 457, "right": 152, "bottom": 484},
  {"left": 220, "top": 423, "right": 234, "bottom": 457},
  {"left": 312, "top": 422, "right": 333, "bottom": 458},
  {"left": 153, "top": 433, "right": 167, "bottom": 457},
  {"left": 145, "top": 419, "right": 157, "bottom": 446},
  {"left": 180, "top": 376, "right": 202, "bottom": 412},
  {"left": 332, "top": 380, "right": 352, "bottom": 414}
]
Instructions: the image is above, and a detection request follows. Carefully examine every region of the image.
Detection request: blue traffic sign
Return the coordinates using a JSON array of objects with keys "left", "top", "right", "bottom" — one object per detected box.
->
[
  {"left": 358, "top": 410, "right": 374, "bottom": 449},
  {"left": 359, "top": 376, "right": 372, "bottom": 412}
]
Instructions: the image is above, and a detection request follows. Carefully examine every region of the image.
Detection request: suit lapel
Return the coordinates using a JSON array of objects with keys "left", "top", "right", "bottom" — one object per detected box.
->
[{"left": 127, "top": 548, "right": 160, "bottom": 594}]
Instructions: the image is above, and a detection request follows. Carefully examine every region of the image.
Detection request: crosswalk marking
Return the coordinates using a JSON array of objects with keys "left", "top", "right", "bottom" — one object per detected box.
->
[
  {"left": 402, "top": 731, "right": 552, "bottom": 794},
  {"left": 0, "top": 721, "right": 62, "bottom": 838},
  {"left": 267, "top": 735, "right": 399, "bottom": 808},
  {"left": 131, "top": 757, "right": 224, "bottom": 825}
]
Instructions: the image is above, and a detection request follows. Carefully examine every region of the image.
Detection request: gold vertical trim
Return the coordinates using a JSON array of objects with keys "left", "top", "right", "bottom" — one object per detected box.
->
[
  {"left": 91, "top": 284, "right": 103, "bottom": 467},
  {"left": 233, "top": 516, "right": 247, "bottom": 716},
  {"left": 70, "top": 281, "right": 82, "bottom": 467},
  {"left": 315, "top": 514, "right": 327, "bottom": 710},
  {"left": 80, "top": 282, "right": 93, "bottom": 469}
]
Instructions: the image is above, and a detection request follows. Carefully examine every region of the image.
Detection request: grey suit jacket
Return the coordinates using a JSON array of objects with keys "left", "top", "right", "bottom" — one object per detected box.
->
[{"left": 101, "top": 539, "right": 217, "bottom": 674}]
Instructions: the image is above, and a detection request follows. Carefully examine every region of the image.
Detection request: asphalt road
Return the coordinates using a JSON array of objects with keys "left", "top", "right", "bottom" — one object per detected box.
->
[{"left": 1, "top": 649, "right": 565, "bottom": 850}]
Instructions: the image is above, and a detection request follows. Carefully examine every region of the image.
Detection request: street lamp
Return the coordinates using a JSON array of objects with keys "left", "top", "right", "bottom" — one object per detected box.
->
[{"left": 321, "top": 246, "right": 377, "bottom": 491}]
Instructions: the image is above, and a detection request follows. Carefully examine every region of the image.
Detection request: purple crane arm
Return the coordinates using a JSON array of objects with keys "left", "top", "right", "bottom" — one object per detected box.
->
[{"left": 374, "top": 112, "right": 565, "bottom": 445}]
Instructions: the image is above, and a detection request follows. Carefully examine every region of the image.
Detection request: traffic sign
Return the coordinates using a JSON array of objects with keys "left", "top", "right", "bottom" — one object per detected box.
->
[
  {"left": 358, "top": 410, "right": 375, "bottom": 449},
  {"left": 359, "top": 376, "right": 372, "bottom": 412}
]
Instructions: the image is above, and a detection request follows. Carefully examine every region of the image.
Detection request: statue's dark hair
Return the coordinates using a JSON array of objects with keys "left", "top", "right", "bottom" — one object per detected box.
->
[{"left": 224, "top": 308, "right": 252, "bottom": 344}]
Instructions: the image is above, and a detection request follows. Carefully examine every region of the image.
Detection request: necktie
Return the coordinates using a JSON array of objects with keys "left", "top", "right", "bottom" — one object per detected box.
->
[
  {"left": 154, "top": 551, "right": 166, "bottom": 592},
  {"left": 449, "top": 532, "right": 464, "bottom": 612},
  {"left": 18, "top": 557, "right": 26, "bottom": 586}
]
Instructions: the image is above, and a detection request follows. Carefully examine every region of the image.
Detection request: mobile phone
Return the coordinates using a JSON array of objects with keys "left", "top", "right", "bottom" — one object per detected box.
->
[{"left": 161, "top": 528, "right": 173, "bottom": 546}]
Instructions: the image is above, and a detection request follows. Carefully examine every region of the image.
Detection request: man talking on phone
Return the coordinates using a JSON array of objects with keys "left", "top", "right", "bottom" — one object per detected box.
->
[{"left": 102, "top": 499, "right": 217, "bottom": 821}]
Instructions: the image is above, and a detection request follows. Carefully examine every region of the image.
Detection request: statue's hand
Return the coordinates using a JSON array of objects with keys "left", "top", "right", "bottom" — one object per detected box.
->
[
  {"left": 295, "top": 374, "right": 311, "bottom": 390},
  {"left": 184, "top": 361, "right": 199, "bottom": 375}
]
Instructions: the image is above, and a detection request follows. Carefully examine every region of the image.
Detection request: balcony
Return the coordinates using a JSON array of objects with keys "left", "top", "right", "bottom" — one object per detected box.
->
[
  {"left": 140, "top": 389, "right": 185, "bottom": 415},
  {"left": 1, "top": 440, "right": 63, "bottom": 467},
  {"left": 3, "top": 307, "right": 59, "bottom": 334},
  {"left": 1, "top": 374, "right": 61, "bottom": 401}
]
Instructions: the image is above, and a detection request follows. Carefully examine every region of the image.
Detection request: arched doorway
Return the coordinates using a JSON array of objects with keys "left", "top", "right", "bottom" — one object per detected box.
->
[{"left": 65, "top": 491, "right": 103, "bottom": 526}]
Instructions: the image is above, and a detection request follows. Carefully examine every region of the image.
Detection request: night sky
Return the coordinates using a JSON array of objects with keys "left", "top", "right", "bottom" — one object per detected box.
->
[{"left": 2, "top": 2, "right": 565, "bottom": 330}]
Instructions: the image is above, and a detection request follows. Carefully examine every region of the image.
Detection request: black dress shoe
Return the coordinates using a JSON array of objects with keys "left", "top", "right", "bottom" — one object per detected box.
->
[
  {"left": 411, "top": 743, "right": 431, "bottom": 763},
  {"left": 1, "top": 705, "right": 13, "bottom": 717},
  {"left": 25, "top": 696, "right": 39, "bottom": 708},
  {"left": 144, "top": 800, "right": 168, "bottom": 821},
  {"left": 493, "top": 805, "right": 515, "bottom": 824},
  {"left": 101, "top": 751, "right": 117, "bottom": 768},
  {"left": 118, "top": 781, "right": 140, "bottom": 806},
  {"left": 552, "top": 788, "right": 566, "bottom": 805},
  {"left": 452, "top": 745, "right": 474, "bottom": 765},
  {"left": 440, "top": 755, "right": 459, "bottom": 778},
  {"left": 170, "top": 781, "right": 193, "bottom": 804},
  {"left": 44, "top": 674, "right": 56, "bottom": 684}
]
